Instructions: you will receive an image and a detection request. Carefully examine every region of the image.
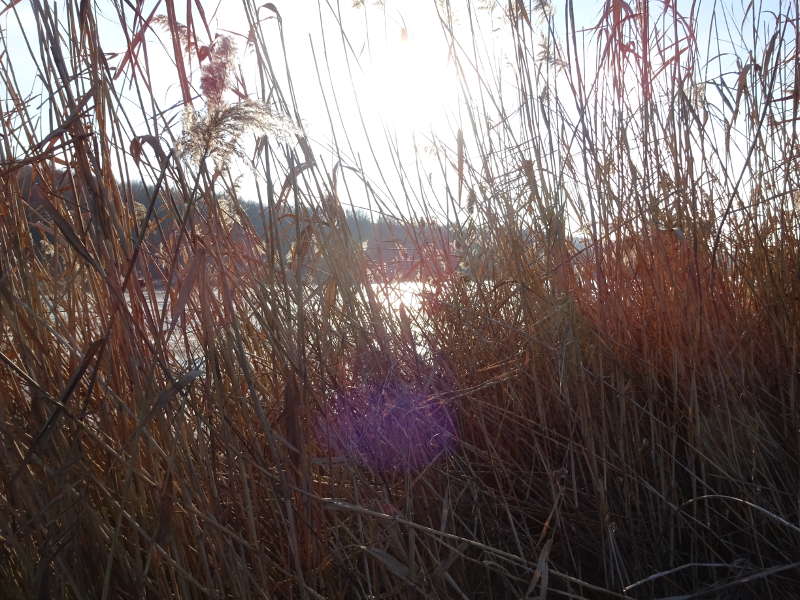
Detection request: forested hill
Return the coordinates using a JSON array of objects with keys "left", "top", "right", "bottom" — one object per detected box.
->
[{"left": 129, "top": 178, "right": 459, "bottom": 280}]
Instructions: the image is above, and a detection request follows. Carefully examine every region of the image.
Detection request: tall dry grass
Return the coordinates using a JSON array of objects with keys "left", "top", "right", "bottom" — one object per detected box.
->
[{"left": 1, "top": 0, "right": 799, "bottom": 598}]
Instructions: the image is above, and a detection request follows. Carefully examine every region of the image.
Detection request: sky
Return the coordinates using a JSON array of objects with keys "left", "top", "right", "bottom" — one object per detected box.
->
[
  {"left": 2, "top": 1, "right": 472, "bottom": 213},
  {"left": 0, "top": 0, "right": 793, "bottom": 224},
  {"left": 1, "top": 0, "right": 499, "bottom": 221}
]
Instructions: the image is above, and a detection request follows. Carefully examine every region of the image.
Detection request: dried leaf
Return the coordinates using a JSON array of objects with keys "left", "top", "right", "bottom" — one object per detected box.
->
[
  {"left": 363, "top": 547, "right": 411, "bottom": 580},
  {"left": 170, "top": 249, "right": 206, "bottom": 324},
  {"left": 322, "top": 278, "right": 337, "bottom": 314},
  {"left": 457, "top": 129, "right": 464, "bottom": 205}
]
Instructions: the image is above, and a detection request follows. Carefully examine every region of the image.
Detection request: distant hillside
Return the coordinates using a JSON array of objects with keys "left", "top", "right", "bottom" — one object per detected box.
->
[{"left": 14, "top": 165, "right": 462, "bottom": 282}]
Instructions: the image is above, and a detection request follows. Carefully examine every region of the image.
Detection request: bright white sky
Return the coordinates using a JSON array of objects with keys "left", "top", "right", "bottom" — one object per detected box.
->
[
  {"left": 2, "top": 0, "right": 507, "bottom": 219},
  {"left": 0, "top": 0, "right": 792, "bottom": 223}
]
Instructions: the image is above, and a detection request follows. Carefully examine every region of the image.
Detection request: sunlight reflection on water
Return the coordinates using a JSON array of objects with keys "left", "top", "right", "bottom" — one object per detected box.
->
[
  {"left": 371, "top": 280, "right": 425, "bottom": 314},
  {"left": 148, "top": 281, "right": 426, "bottom": 320},
  {"left": 141, "top": 280, "right": 429, "bottom": 367}
]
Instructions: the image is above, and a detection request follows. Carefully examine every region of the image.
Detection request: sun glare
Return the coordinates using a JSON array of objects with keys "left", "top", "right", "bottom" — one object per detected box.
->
[{"left": 364, "top": 25, "right": 459, "bottom": 135}]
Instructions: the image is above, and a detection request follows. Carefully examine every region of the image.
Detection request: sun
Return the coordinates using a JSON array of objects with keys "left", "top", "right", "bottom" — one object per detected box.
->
[{"left": 363, "top": 22, "right": 460, "bottom": 135}]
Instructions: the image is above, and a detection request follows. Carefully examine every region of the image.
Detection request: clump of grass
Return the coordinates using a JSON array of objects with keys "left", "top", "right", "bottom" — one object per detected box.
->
[{"left": 1, "top": 0, "right": 799, "bottom": 599}]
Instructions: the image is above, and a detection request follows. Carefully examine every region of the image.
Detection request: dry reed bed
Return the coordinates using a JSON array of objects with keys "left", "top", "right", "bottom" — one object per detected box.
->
[{"left": 1, "top": 0, "right": 799, "bottom": 598}]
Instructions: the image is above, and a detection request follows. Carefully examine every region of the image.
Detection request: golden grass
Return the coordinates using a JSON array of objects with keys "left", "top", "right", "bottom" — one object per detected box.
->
[{"left": 1, "top": 0, "right": 799, "bottom": 598}]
